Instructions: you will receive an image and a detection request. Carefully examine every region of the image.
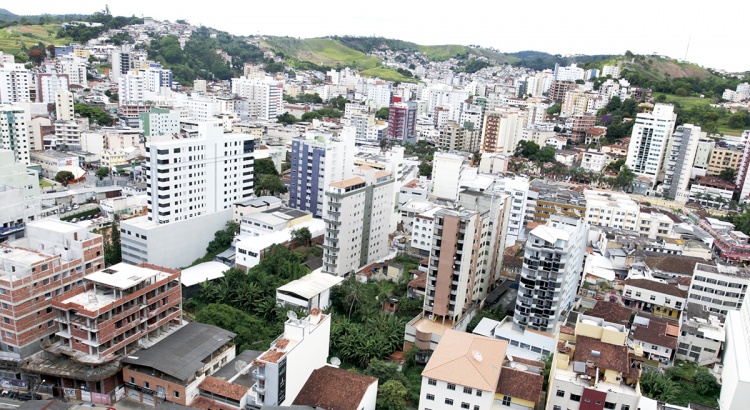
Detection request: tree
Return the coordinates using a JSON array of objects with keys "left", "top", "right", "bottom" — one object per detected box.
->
[
  {"left": 640, "top": 371, "right": 679, "bottom": 403},
  {"left": 375, "top": 107, "right": 389, "bottom": 120},
  {"left": 613, "top": 165, "right": 636, "bottom": 190},
  {"left": 418, "top": 162, "right": 432, "bottom": 177},
  {"left": 536, "top": 146, "right": 556, "bottom": 163},
  {"left": 254, "top": 157, "right": 279, "bottom": 178},
  {"left": 720, "top": 168, "right": 737, "bottom": 183},
  {"left": 54, "top": 170, "right": 75, "bottom": 186},
  {"left": 104, "top": 219, "right": 122, "bottom": 266},
  {"left": 376, "top": 380, "right": 407, "bottom": 410},
  {"left": 290, "top": 227, "right": 312, "bottom": 247},
  {"left": 95, "top": 167, "right": 110, "bottom": 181},
  {"left": 254, "top": 174, "right": 288, "bottom": 196},
  {"left": 546, "top": 103, "right": 561, "bottom": 115},
  {"left": 276, "top": 112, "right": 298, "bottom": 125},
  {"left": 364, "top": 359, "right": 407, "bottom": 386}
]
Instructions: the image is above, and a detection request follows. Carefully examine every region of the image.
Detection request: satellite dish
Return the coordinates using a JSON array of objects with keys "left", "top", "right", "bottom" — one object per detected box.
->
[
  {"left": 234, "top": 360, "right": 249, "bottom": 375},
  {"left": 472, "top": 350, "right": 483, "bottom": 362},
  {"left": 330, "top": 357, "right": 341, "bottom": 367},
  {"left": 287, "top": 310, "right": 298, "bottom": 322}
]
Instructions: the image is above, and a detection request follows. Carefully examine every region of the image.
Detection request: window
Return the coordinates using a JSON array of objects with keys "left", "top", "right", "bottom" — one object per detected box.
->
[
  {"left": 604, "top": 402, "right": 616, "bottom": 409},
  {"left": 556, "top": 390, "right": 565, "bottom": 397},
  {"left": 129, "top": 377, "right": 135, "bottom": 384},
  {"left": 622, "top": 406, "right": 630, "bottom": 410},
  {"left": 3, "top": 318, "right": 8, "bottom": 324},
  {"left": 476, "top": 390, "right": 482, "bottom": 397},
  {"left": 463, "top": 387, "right": 472, "bottom": 394},
  {"left": 502, "top": 396, "right": 511, "bottom": 406},
  {"left": 144, "top": 381, "right": 150, "bottom": 389},
  {"left": 474, "top": 406, "right": 479, "bottom": 410},
  {"left": 428, "top": 378, "right": 436, "bottom": 386},
  {"left": 447, "top": 383, "right": 456, "bottom": 391},
  {"left": 426, "top": 394, "right": 434, "bottom": 401},
  {"left": 461, "top": 403, "right": 469, "bottom": 409},
  {"left": 445, "top": 399, "right": 453, "bottom": 405},
  {"left": 570, "top": 394, "right": 581, "bottom": 402}
]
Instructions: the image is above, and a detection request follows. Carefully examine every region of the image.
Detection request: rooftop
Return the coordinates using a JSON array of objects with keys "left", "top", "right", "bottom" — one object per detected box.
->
[
  {"left": 293, "top": 366, "right": 377, "bottom": 410},
  {"left": 631, "top": 315, "right": 679, "bottom": 350},
  {"left": 586, "top": 302, "right": 632, "bottom": 327},
  {"left": 83, "top": 263, "right": 174, "bottom": 291},
  {"left": 422, "top": 329, "right": 506, "bottom": 392},
  {"left": 198, "top": 376, "right": 248, "bottom": 401},
  {"left": 277, "top": 271, "right": 345, "bottom": 300},
  {"left": 329, "top": 176, "right": 366, "bottom": 189},
  {"left": 122, "top": 322, "right": 236, "bottom": 382},
  {"left": 625, "top": 278, "right": 687, "bottom": 298},
  {"left": 180, "top": 261, "right": 228, "bottom": 288},
  {"left": 496, "top": 366, "right": 543, "bottom": 403}
]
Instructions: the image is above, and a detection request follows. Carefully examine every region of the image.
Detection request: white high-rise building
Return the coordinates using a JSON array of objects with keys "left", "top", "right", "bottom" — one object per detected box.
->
[
  {"left": 36, "top": 73, "right": 69, "bottom": 103},
  {"left": 553, "top": 63, "right": 585, "bottom": 82},
  {"left": 55, "top": 89, "right": 75, "bottom": 121},
  {"left": 140, "top": 107, "right": 179, "bottom": 139},
  {"left": 0, "top": 106, "right": 30, "bottom": 165},
  {"left": 0, "top": 64, "right": 31, "bottom": 104},
  {"left": 366, "top": 82, "right": 391, "bottom": 108},
  {"left": 720, "top": 295, "right": 750, "bottom": 410},
  {"left": 119, "top": 70, "right": 147, "bottom": 104},
  {"left": 231, "top": 77, "right": 284, "bottom": 120},
  {"left": 513, "top": 214, "right": 588, "bottom": 333},
  {"left": 494, "top": 175, "right": 530, "bottom": 246},
  {"left": 625, "top": 103, "right": 677, "bottom": 187},
  {"left": 431, "top": 152, "right": 470, "bottom": 201},
  {"left": 57, "top": 56, "right": 87, "bottom": 87},
  {"left": 662, "top": 124, "right": 705, "bottom": 203},
  {"left": 480, "top": 108, "right": 526, "bottom": 155},
  {"left": 322, "top": 166, "right": 394, "bottom": 276},
  {"left": 143, "top": 121, "right": 255, "bottom": 224}
]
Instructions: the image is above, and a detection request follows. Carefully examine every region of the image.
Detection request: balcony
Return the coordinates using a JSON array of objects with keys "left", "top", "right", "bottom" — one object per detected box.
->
[
  {"left": 252, "top": 368, "right": 265, "bottom": 380},
  {"left": 252, "top": 382, "right": 265, "bottom": 395}
]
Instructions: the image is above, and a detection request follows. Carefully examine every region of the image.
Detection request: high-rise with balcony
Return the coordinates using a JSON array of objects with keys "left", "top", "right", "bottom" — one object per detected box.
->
[
  {"left": 322, "top": 166, "right": 393, "bottom": 276},
  {"left": 289, "top": 129, "right": 355, "bottom": 218},
  {"left": 388, "top": 101, "right": 417, "bottom": 144},
  {"left": 0, "top": 106, "right": 30, "bottom": 165},
  {"left": 0, "top": 63, "right": 31, "bottom": 104},
  {"left": 625, "top": 104, "right": 677, "bottom": 187},
  {"left": 514, "top": 214, "right": 588, "bottom": 333},
  {"left": 662, "top": 124, "right": 704, "bottom": 203},
  {"left": 231, "top": 77, "right": 284, "bottom": 120},
  {"left": 480, "top": 108, "right": 525, "bottom": 155}
]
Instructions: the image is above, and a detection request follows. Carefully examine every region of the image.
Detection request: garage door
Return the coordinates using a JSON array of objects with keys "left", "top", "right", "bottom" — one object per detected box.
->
[
  {"left": 142, "top": 393, "right": 155, "bottom": 406},
  {"left": 127, "top": 388, "right": 140, "bottom": 401}
]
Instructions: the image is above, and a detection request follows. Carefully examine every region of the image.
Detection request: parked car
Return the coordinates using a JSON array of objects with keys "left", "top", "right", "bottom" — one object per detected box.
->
[
  {"left": 66, "top": 207, "right": 72, "bottom": 212},
  {"left": 73, "top": 204, "right": 80, "bottom": 210},
  {"left": 71, "top": 218, "right": 79, "bottom": 223},
  {"left": 17, "top": 393, "right": 41, "bottom": 401}
]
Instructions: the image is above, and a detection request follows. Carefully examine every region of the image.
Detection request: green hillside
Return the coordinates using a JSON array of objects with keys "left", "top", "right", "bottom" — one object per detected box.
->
[
  {"left": 592, "top": 54, "right": 714, "bottom": 82},
  {"left": 261, "top": 37, "right": 380, "bottom": 70},
  {"left": 331, "top": 36, "right": 515, "bottom": 63},
  {"left": 360, "top": 67, "right": 418, "bottom": 83},
  {"left": 0, "top": 24, "right": 70, "bottom": 56}
]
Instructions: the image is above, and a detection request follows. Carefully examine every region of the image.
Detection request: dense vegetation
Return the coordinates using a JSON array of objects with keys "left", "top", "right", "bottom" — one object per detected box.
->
[
  {"left": 508, "top": 50, "right": 616, "bottom": 70},
  {"left": 640, "top": 361, "right": 720, "bottom": 407},
  {"left": 57, "top": 9, "right": 143, "bottom": 44},
  {"left": 74, "top": 103, "right": 114, "bottom": 126},
  {"left": 146, "top": 27, "right": 265, "bottom": 85}
]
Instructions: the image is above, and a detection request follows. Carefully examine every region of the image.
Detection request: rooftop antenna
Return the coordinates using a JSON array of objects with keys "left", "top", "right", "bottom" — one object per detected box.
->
[
  {"left": 287, "top": 310, "right": 298, "bottom": 323},
  {"left": 330, "top": 357, "right": 341, "bottom": 367},
  {"left": 471, "top": 350, "right": 483, "bottom": 362},
  {"left": 234, "top": 360, "right": 249, "bottom": 375},
  {"left": 683, "top": 34, "right": 692, "bottom": 62}
]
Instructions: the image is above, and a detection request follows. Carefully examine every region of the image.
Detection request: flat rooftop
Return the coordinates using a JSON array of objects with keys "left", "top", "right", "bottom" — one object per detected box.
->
[
  {"left": 28, "top": 219, "right": 82, "bottom": 234},
  {"left": 412, "top": 317, "right": 454, "bottom": 337},
  {"left": 84, "top": 263, "right": 172, "bottom": 290}
]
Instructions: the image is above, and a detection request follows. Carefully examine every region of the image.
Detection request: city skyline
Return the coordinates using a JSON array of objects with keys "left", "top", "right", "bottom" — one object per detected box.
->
[{"left": 12, "top": 0, "right": 750, "bottom": 73}]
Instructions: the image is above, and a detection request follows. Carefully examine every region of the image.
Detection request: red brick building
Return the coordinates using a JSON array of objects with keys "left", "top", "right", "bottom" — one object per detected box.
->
[{"left": 0, "top": 220, "right": 103, "bottom": 367}]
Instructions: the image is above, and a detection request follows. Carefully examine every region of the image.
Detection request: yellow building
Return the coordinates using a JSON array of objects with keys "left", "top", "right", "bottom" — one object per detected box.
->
[{"left": 707, "top": 145, "right": 742, "bottom": 176}]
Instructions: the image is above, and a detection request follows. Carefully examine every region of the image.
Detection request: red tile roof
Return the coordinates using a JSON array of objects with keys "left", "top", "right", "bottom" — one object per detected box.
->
[
  {"left": 198, "top": 376, "right": 249, "bottom": 401},
  {"left": 496, "top": 367, "right": 543, "bottom": 403},
  {"left": 190, "top": 396, "right": 237, "bottom": 410},
  {"left": 586, "top": 302, "right": 633, "bottom": 326},
  {"left": 293, "top": 366, "right": 377, "bottom": 410}
]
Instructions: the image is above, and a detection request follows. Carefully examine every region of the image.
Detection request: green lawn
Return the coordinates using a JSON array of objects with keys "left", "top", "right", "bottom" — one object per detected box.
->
[
  {"left": 0, "top": 24, "right": 70, "bottom": 55},
  {"left": 361, "top": 66, "right": 418, "bottom": 83},
  {"left": 653, "top": 93, "right": 715, "bottom": 110},
  {"left": 39, "top": 179, "right": 54, "bottom": 188}
]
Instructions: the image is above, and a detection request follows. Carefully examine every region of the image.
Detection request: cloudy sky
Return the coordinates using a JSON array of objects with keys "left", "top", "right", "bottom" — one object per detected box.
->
[{"left": 13, "top": 0, "right": 750, "bottom": 72}]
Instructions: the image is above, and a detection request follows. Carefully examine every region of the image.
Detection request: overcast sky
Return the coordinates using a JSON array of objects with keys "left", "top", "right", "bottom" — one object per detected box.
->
[{"left": 13, "top": 1, "right": 750, "bottom": 72}]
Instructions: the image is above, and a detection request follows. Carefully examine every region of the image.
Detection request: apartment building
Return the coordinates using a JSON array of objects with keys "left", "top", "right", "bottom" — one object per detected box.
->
[
  {"left": 546, "top": 313, "right": 642, "bottom": 410},
  {"left": 322, "top": 166, "right": 393, "bottom": 276},
  {"left": 431, "top": 152, "right": 470, "bottom": 201},
  {"left": 0, "top": 220, "right": 103, "bottom": 361},
  {"left": 630, "top": 314, "right": 679, "bottom": 364},
  {"left": 547, "top": 81, "right": 576, "bottom": 102},
  {"left": 0, "top": 149, "right": 40, "bottom": 197},
  {"left": 0, "top": 64, "right": 31, "bottom": 104},
  {"left": 584, "top": 190, "right": 640, "bottom": 231},
  {"left": 699, "top": 217, "right": 750, "bottom": 263},
  {"left": 514, "top": 215, "right": 588, "bottom": 333},
  {"left": 410, "top": 206, "right": 444, "bottom": 256},
  {"left": 625, "top": 104, "right": 677, "bottom": 186},
  {"left": 119, "top": 70, "right": 148, "bottom": 104},
  {"left": 250, "top": 309, "right": 331, "bottom": 407},
  {"left": 140, "top": 107, "right": 180, "bottom": 138},
  {"left": 662, "top": 124, "right": 704, "bottom": 203},
  {"left": 56, "top": 56, "right": 87, "bottom": 87},
  {"left": 719, "top": 295, "right": 750, "bottom": 410},
  {"left": 231, "top": 77, "right": 284, "bottom": 120},
  {"left": 437, "top": 120, "right": 479, "bottom": 152},
  {"left": 707, "top": 144, "right": 742, "bottom": 176},
  {"left": 677, "top": 302, "right": 724, "bottom": 365},
  {"left": 53, "top": 118, "right": 89, "bottom": 150},
  {"left": 120, "top": 121, "right": 254, "bottom": 268},
  {"left": 493, "top": 175, "right": 529, "bottom": 247},
  {"left": 388, "top": 101, "right": 418, "bottom": 144},
  {"left": 480, "top": 108, "right": 525, "bottom": 155},
  {"left": 0, "top": 106, "right": 30, "bottom": 166},
  {"left": 688, "top": 263, "right": 750, "bottom": 318},
  {"left": 528, "top": 181, "right": 586, "bottom": 224},
  {"left": 36, "top": 73, "right": 69, "bottom": 104},
  {"left": 289, "top": 129, "right": 355, "bottom": 218},
  {"left": 55, "top": 89, "right": 75, "bottom": 122},
  {"left": 622, "top": 278, "right": 686, "bottom": 320}
]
